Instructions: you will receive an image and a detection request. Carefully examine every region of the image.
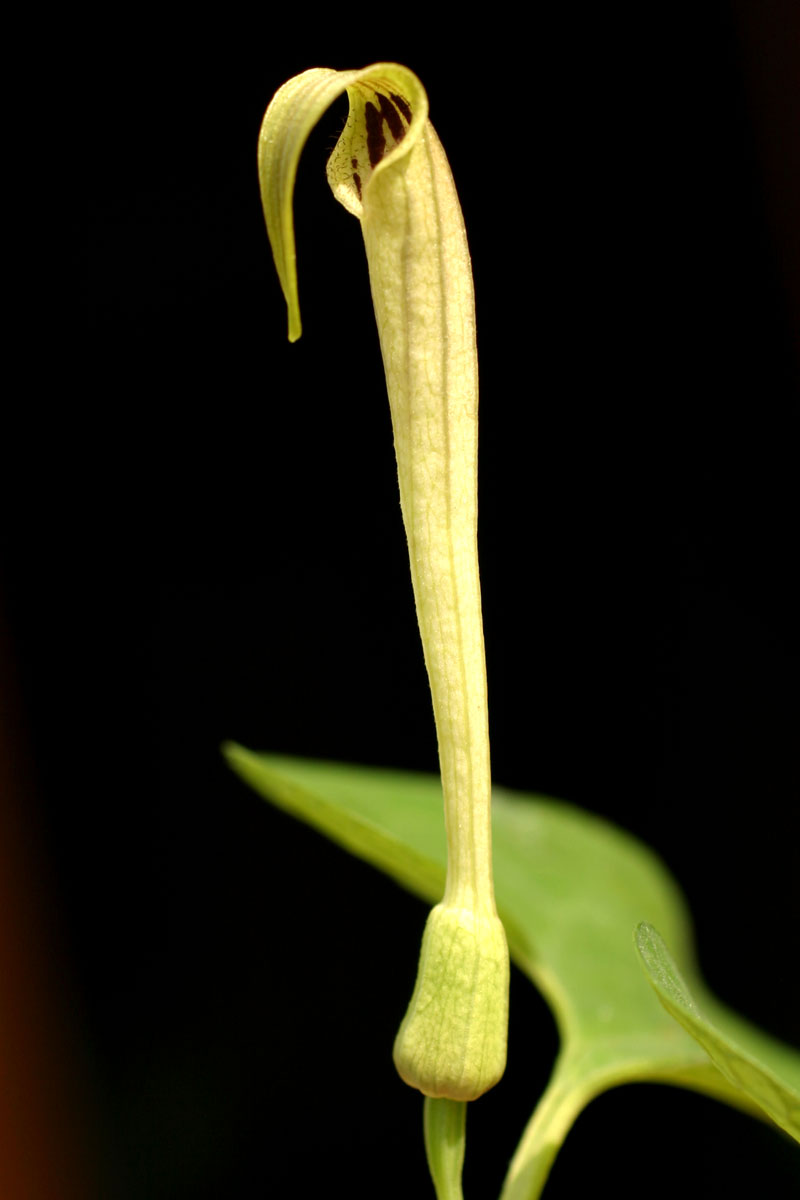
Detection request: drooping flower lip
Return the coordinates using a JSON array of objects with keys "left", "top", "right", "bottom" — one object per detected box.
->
[{"left": 258, "top": 63, "right": 428, "bottom": 340}]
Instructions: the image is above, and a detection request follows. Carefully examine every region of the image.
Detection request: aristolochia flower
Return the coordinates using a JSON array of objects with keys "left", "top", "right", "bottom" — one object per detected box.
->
[{"left": 258, "top": 63, "right": 509, "bottom": 1102}]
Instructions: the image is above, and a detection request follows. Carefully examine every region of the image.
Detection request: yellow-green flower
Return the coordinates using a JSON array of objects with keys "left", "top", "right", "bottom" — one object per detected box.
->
[{"left": 258, "top": 62, "right": 509, "bottom": 1103}]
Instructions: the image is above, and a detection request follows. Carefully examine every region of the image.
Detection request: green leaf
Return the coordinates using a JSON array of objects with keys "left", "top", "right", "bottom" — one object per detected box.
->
[
  {"left": 223, "top": 746, "right": 800, "bottom": 1195},
  {"left": 635, "top": 922, "right": 800, "bottom": 1141}
]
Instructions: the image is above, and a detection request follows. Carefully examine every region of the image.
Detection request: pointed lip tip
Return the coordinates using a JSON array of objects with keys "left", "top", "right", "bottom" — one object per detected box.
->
[{"left": 221, "top": 739, "right": 246, "bottom": 761}]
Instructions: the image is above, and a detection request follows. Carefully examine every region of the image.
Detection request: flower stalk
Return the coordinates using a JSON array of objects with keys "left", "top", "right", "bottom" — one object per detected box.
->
[{"left": 258, "top": 62, "right": 509, "bottom": 1102}]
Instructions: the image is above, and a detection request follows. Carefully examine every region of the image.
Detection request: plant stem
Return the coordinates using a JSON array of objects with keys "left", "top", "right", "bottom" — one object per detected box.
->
[
  {"left": 424, "top": 1097, "right": 467, "bottom": 1200},
  {"left": 499, "top": 1056, "right": 595, "bottom": 1200}
]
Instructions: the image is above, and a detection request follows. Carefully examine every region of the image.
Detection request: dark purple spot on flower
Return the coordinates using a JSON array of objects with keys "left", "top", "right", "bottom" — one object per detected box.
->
[
  {"left": 365, "top": 101, "right": 385, "bottom": 167},
  {"left": 378, "top": 93, "right": 405, "bottom": 142},
  {"left": 390, "top": 92, "right": 412, "bottom": 123}
]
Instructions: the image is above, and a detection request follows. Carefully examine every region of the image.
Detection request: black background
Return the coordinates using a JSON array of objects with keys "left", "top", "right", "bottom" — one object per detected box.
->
[{"left": 2, "top": 2, "right": 799, "bottom": 1196}]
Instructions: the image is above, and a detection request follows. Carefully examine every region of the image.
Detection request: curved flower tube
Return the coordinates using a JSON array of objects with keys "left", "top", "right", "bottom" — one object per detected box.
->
[{"left": 258, "top": 63, "right": 509, "bottom": 1103}]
